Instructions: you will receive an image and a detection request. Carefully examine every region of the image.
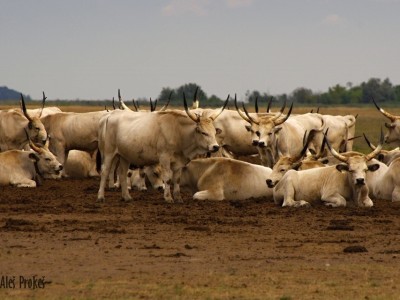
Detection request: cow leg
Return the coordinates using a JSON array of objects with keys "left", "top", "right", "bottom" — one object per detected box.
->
[
  {"left": 281, "top": 178, "right": 310, "bottom": 207},
  {"left": 11, "top": 179, "right": 37, "bottom": 188},
  {"left": 392, "top": 186, "right": 400, "bottom": 202},
  {"left": 97, "top": 153, "right": 118, "bottom": 202},
  {"left": 118, "top": 157, "right": 132, "bottom": 201},
  {"left": 172, "top": 168, "right": 183, "bottom": 203},
  {"left": 322, "top": 193, "right": 347, "bottom": 207},
  {"left": 108, "top": 158, "right": 120, "bottom": 188},
  {"left": 193, "top": 189, "right": 224, "bottom": 201},
  {"left": 88, "top": 150, "right": 100, "bottom": 177},
  {"left": 159, "top": 157, "right": 173, "bottom": 203}
]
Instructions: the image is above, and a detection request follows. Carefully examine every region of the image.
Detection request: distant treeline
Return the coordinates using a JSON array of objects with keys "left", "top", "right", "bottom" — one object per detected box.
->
[{"left": 1, "top": 78, "right": 400, "bottom": 107}]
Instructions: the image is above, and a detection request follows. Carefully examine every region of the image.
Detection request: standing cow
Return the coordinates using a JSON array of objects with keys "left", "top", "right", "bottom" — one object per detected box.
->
[{"left": 97, "top": 94, "right": 229, "bottom": 203}]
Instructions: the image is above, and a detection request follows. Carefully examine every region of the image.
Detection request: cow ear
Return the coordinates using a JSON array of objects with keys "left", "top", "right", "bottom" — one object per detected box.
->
[
  {"left": 368, "top": 164, "right": 380, "bottom": 172},
  {"left": 245, "top": 125, "right": 251, "bottom": 132},
  {"left": 28, "top": 122, "right": 33, "bottom": 129},
  {"left": 336, "top": 163, "right": 349, "bottom": 172},
  {"left": 216, "top": 128, "right": 222, "bottom": 135},
  {"left": 29, "top": 153, "right": 40, "bottom": 162},
  {"left": 274, "top": 127, "right": 283, "bottom": 134},
  {"left": 377, "top": 153, "right": 385, "bottom": 162}
]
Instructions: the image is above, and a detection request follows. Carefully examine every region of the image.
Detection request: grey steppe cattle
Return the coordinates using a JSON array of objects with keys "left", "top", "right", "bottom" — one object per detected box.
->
[
  {"left": 373, "top": 98, "right": 400, "bottom": 145},
  {"left": 0, "top": 139, "right": 63, "bottom": 187},
  {"left": 97, "top": 94, "right": 228, "bottom": 202},
  {"left": 273, "top": 131, "right": 383, "bottom": 208},
  {"left": 180, "top": 157, "right": 273, "bottom": 201},
  {"left": 366, "top": 157, "right": 400, "bottom": 202},
  {"left": 0, "top": 94, "right": 48, "bottom": 151},
  {"left": 41, "top": 110, "right": 109, "bottom": 176}
]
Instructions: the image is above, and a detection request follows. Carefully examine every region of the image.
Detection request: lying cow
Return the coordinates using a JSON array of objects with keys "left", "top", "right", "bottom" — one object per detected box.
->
[
  {"left": 63, "top": 150, "right": 99, "bottom": 178},
  {"left": 272, "top": 131, "right": 383, "bottom": 207},
  {"left": 127, "top": 165, "right": 164, "bottom": 191},
  {"left": 366, "top": 157, "right": 400, "bottom": 202},
  {"left": 0, "top": 139, "right": 63, "bottom": 187},
  {"left": 180, "top": 157, "right": 273, "bottom": 201}
]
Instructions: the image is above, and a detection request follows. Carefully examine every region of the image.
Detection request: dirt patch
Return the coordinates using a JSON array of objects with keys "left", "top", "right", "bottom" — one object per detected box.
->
[{"left": 1, "top": 178, "right": 400, "bottom": 299}]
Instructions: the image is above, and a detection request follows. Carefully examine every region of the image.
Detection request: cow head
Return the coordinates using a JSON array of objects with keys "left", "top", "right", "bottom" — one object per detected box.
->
[
  {"left": 27, "top": 136, "right": 63, "bottom": 179},
  {"left": 372, "top": 98, "right": 400, "bottom": 145},
  {"left": 183, "top": 91, "right": 227, "bottom": 154},
  {"left": 20, "top": 93, "right": 48, "bottom": 146},
  {"left": 235, "top": 95, "right": 292, "bottom": 148},
  {"left": 266, "top": 130, "right": 317, "bottom": 188},
  {"left": 144, "top": 164, "right": 164, "bottom": 191},
  {"left": 327, "top": 129, "right": 383, "bottom": 207}
]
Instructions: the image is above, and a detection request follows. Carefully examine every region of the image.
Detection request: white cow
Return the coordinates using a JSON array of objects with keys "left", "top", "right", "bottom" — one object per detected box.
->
[
  {"left": 41, "top": 110, "right": 109, "bottom": 176},
  {"left": 366, "top": 157, "right": 400, "bottom": 202},
  {"left": 97, "top": 94, "right": 228, "bottom": 202},
  {"left": 127, "top": 165, "right": 164, "bottom": 191},
  {"left": 273, "top": 131, "right": 383, "bottom": 207},
  {"left": 0, "top": 94, "right": 48, "bottom": 151},
  {"left": 180, "top": 157, "right": 273, "bottom": 201},
  {"left": 373, "top": 98, "right": 400, "bottom": 145},
  {"left": 63, "top": 150, "right": 99, "bottom": 178},
  {"left": 0, "top": 139, "right": 63, "bottom": 187}
]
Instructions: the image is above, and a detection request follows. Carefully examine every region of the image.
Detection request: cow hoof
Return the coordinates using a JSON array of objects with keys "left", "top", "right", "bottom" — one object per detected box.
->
[
  {"left": 164, "top": 198, "right": 174, "bottom": 203},
  {"left": 96, "top": 197, "right": 105, "bottom": 203},
  {"left": 121, "top": 197, "right": 133, "bottom": 202}
]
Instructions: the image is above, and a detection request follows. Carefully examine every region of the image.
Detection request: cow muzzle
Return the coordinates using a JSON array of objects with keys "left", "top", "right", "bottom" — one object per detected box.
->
[
  {"left": 252, "top": 140, "right": 259, "bottom": 146},
  {"left": 355, "top": 178, "right": 365, "bottom": 186},
  {"left": 258, "top": 141, "right": 266, "bottom": 148},
  {"left": 209, "top": 145, "right": 220, "bottom": 153},
  {"left": 266, "top": 179, "right": 276, "bottom": 188}
]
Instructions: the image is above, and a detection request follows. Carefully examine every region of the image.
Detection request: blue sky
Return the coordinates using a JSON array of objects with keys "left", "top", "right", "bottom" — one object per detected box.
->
[{"left": 1, "top": 0, "right": 399, "bottom": 101}]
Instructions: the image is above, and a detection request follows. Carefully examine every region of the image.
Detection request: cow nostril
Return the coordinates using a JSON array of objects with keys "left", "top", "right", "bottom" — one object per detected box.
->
[
  {"left": 258, "top": 141, "right": 265, "bottom": 148},
  {"left": 356, "top": 178, "right": 365, "bottom": 185},
  {"left": 213, "top": 145, "right": 220, "bottom": 152},
  {"left": 252, "top": 140, "right": 259, "bottom": 146},
  {"left": 266, "top": 179, "right": 272, "bottom": 185},
  {"left": 59, "top": 165, "right": 63, "bottom": 170},
  {"left": 157, "top": 186, "right": 164, "bottom": 192}
]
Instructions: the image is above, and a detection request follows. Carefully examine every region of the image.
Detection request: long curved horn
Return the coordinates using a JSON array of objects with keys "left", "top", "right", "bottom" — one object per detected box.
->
[
  {"left": 234, "top": 94, "right": 252, "bottom": 123},
  {"left": 316, "top": 107, "right": 320, "bottom": 114},
  {"left": 266, "top": 97, "right": 273, "bottom": 113},
  {"left": 112, "top": 97, "right": 116, "bottom": 110},
  {"left": 210, "top": 94, "right": 229, "bottom": 120},
  {"left": 242, "top": 102, "right": 259, "bottom": 124},
  {"left": 270, "top": 98, "right": 287, "bottom": 121},
  {"left": 365, "top": 128, "right": 384, "bottom": 161},
  {"left": 325, "top": 130, "right": 348, "bottom": 163},
  {"left": 118, "top": 89, "right": 132, "bottom": 111},
  {"left": 292, "top": 130, "right": 311, "bottom": 162},
  {"left": 372, "top": 97, "right": 397, "bottom": 121},
  {"left": 39, "top": 91, "right": 47, "bottom": 118},
  {"left": 183, "top": 92, "right": 199, "bottom": 123},
  {"left": 131, "top": 99, "right": 138, "bottom": 111},
  {"left": 20, "top": 94, "right": 33, "bottom": 122},
  {"left": 314, "top": 128, "right": 328, "bottom": 159},
  {"left": 159, "top": 91, "right": 172, "bottom": 112},
  {"left": 150, "top": 98, "right": 154, "bottom": 112},
  {"left": 363, "top": 133, "right": 376, "bottom": 150},
  {"left": 255, "top": 96, "right": 259, "bottom": 113},
  {"left": 24, "top": 129, "right": 43, "bottom": 154},
  {"left": 274, "top": 102, "right": 293, "bottom": 126}
]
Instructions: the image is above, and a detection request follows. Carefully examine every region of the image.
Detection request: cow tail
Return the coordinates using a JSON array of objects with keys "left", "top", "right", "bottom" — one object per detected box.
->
[{"left": 96, "top": 148, "right": 102, "bottom": 173}]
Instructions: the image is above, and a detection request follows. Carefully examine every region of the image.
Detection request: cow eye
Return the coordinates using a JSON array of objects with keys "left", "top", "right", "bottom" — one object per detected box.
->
[
  {"left": 45, "top": 158, "right": 51, "bottom": 162},
  {"left": 36, "top": 127, "right": 40, "bottom": 131},
  {"left": 256, "top": 131, "right": 260, "bottom": 137},
  {"left": 268, "top": 132, "right": 272, "bottom": 136},
  {"left": 201, "top": 132, "right": 208, "bottom": 136},
  {"left": 280, "top": 169, "right": 286, "bottom": 173},
  {"left": 153, "top": 172, "right": 160, "bottom": 178}
]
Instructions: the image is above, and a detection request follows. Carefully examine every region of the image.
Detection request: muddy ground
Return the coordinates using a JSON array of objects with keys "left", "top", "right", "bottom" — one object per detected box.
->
[{"left": 1, "top": 177, "right": 400, "bottom": 299}]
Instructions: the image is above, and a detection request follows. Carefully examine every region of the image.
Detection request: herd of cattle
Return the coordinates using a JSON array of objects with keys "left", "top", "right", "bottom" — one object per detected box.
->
[{"left": 1, "top": 90, "right": 400, "bottom": 208}]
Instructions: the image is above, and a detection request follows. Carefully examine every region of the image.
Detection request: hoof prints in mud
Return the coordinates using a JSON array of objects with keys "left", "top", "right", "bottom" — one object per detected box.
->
[
  {"left": 326, "top": 219, "right": 354, "bottom": 231},
  {"left": 343, "top": 245, "right": 368, "bottom": 253}
]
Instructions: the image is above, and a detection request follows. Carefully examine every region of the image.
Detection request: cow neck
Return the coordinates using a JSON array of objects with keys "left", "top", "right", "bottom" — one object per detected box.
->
[{"left": 33, "top": 160, "right": 43, "bottom": 178}]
